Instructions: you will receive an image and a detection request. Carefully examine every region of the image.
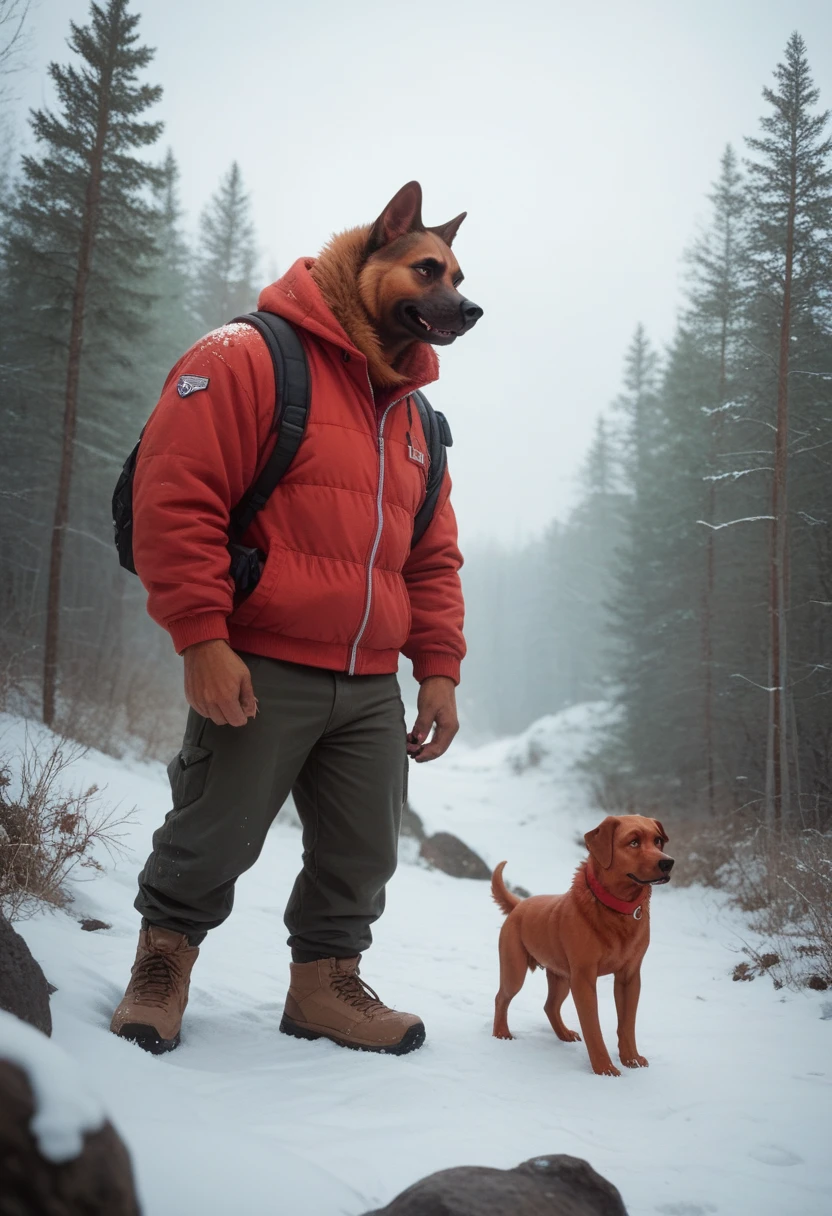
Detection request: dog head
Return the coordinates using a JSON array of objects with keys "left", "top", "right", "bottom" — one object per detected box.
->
[
  {"left": 584, "top": 815, "right": 674, "bottom": 886},
  {"left": 358, "top": 181, "right": 483, "bottom": 348}
]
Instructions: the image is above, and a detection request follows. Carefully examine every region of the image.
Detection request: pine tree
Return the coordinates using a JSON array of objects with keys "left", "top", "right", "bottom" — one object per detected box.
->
[
  {"left": 144, "top": 148, "right": 199, "bottom": 389},
  {"left": 685, "top": 145, "right": 747, "bottom": 814},
  {"left": 613, "top": 324, "right": 661, "bottom": 493},
  {"left": 1, "top": 0, "right": 162, "bottom": 726},
  {"left": 193, "top": 161, "right": 258, "bottom": 331},
  {"left": 744, "top": 32, "right": 832, "bottom": 827}
]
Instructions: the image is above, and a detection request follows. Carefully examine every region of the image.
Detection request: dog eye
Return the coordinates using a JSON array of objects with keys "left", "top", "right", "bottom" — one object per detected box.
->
[
  {"left": 414, "top": 265, "right": 431, "bottom": 278},
  {"left": 629, "top": 839, "right": 640, "bottom": 847},
  {"left": 655, "top": 837, "right": 663, "bottom": 847}
]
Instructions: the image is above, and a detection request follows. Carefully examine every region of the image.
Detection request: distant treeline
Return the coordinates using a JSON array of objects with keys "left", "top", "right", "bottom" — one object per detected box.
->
[
  {"left": 465, "top": 32, "right": 832, "bottom": 832},
  {"left": 1, "top": 4, "right": 830, "bottom": 837}
]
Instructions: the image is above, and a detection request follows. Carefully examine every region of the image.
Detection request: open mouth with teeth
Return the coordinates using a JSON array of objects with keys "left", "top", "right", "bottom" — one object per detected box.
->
[
  {"left": 401, "top": 304, "right": 459, "bottom": 343},
  {"left": 627, "top": 873, "right": 672, "bottom": 885}
]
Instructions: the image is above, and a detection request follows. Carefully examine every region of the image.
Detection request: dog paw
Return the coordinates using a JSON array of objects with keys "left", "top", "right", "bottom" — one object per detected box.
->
[
  {"left": 621, "top": 1054, "right": 649, "bottom": 1068},
  {"left": 493, "top": 1028, "right": 514, "bottom": 1040},
  {"left": 593, "top": 1061, "right": 621, "bottom": 1077},
  {"left": 558, "top": 1029, "right": 581, "bottom": 1042}
]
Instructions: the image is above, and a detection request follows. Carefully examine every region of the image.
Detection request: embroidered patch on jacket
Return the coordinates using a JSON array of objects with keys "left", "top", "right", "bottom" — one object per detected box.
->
[
  {"left": 177, "top": 375, "right": 210, "bottom": 398},
  {"left": 408, "top": 445, "right": 426, "bottom": 467}
]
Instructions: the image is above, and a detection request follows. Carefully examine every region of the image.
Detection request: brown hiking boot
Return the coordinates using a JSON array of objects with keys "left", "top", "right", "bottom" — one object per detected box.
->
[
  {"left": 280, "top": 957, "right": 425, "bottom": 1055},
  {"left": 109, "top": 926, "right": 199, "bottom": 1055}
]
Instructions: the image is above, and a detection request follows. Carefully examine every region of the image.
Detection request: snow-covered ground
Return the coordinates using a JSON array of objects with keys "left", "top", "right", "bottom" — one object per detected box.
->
[{"left": 2, "top": 704, "right": 830, "bottom": 1216}]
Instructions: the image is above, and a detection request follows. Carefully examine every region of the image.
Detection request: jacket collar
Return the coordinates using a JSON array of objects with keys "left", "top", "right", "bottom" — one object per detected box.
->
[{"left": 257, "top": 258, "right": 439, "bottom": 409}]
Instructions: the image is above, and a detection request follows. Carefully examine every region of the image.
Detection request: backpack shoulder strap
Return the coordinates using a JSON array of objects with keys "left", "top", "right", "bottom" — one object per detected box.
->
[
  {"left": 411, "top": 390, "right": 453, "bottom": 548},
  {"left": 228, "top": 311, "right": 310, "bottom": 541}
]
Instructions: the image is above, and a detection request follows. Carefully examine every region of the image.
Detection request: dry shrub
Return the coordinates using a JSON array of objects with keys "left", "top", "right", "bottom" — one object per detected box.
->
[
  {"left": 0, "top": 736, "right": 134, "bottom": 921},
  {"left": 729, "top": 824, "right": 832, "bottom": 990},
  {"left": 664, "top": 811, "right": 832, "bottom": 990}
]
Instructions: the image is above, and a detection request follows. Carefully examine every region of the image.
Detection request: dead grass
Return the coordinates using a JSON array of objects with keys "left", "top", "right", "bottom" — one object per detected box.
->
[
  {"left": 652, "top": 811, "right": 832, "bottom": 991},
  {"left": 0, "top": 735, "right": 134, "bottom": 921}
]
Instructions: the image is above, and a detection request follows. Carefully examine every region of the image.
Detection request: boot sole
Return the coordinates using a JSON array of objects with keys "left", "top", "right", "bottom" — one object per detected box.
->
[
  {"left": 116, "top": 1023, "right": 181, "bottom": 1055},
  {"left": 279, "top": 1015, "right": 426, "bottom": 1056}
]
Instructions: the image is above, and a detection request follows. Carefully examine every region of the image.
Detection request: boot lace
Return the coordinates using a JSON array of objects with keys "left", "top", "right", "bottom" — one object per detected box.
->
[
  {"left": 131, "top": 952, "right": 182, "bottom": 1009},
  {"left": 330, "top": 968, "right": 387, "bottom": 1015}
]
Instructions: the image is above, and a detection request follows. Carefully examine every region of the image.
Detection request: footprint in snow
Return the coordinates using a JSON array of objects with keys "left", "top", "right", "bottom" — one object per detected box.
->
[{"left": 748, "top": 1143, "right": 803, "bottom": 1166}]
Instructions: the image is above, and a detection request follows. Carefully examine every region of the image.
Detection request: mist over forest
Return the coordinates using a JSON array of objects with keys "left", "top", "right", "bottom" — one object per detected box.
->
[
  {"left": 1, "top": 5, "right": 832, "bottom": 1211},
  {"left": 0, "top": 0, "right": 830, "bottom": 840}
]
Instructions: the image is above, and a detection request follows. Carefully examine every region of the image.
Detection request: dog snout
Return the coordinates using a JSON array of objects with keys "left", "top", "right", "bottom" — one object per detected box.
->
[
  {"left": 460, "top": 297, "right": 484, "bottom": 328},
  {"left": 658, "top": 857, "right": 675, "bottom": 873}
]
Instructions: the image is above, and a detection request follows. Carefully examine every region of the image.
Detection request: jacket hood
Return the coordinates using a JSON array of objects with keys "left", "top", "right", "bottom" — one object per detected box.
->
[{"left": 258, "top": 257, "right": 439, "bottom": 402}]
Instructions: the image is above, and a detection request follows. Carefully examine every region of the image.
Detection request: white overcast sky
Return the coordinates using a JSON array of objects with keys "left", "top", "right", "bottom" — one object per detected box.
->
[{"left": 15, "top": 0, "right": 832, "bottom": 546}]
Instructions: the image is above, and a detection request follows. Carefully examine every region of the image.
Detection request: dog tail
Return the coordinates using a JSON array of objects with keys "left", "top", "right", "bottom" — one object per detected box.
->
[{"left": 491, "top": 861, "right": 520, "bottom": 916}]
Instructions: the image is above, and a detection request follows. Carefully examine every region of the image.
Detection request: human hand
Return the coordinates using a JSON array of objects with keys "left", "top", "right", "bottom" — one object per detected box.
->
[
  {"left": 407, "top": 676, "right": 459, "bottom": 763},
  {"left": 183, "top": 639, "right": 257, "bottom": 727}
]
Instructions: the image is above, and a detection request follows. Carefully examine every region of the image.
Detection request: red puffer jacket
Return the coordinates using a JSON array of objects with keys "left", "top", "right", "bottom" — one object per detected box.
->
[{"left": 132, "top": 258, "right": 466, "bottom": 684}]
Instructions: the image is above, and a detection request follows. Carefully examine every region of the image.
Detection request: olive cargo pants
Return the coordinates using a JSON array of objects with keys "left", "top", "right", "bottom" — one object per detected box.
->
[{"left": 135, "top": 655, "right": 408, "bottom": 959}]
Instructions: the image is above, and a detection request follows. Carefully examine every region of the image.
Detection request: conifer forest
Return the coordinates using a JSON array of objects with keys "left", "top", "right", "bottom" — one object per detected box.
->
[{"left": 1, "top": 1, "right": 831, "bottom": 842}]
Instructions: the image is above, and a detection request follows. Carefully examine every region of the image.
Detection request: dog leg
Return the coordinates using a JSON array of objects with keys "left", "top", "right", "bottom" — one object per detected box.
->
[
  {"left": 614, "top": 970, "right": 648, "bottom": 1068},
  {"left": 493, "top": 919, "right": 527, "bottom": 1040},
  {"left": 543, "top": 970, "right": 581, "bottom": 1042},
  {"left": 570, "top": 969, "right": 620, "bottom": 1076}
]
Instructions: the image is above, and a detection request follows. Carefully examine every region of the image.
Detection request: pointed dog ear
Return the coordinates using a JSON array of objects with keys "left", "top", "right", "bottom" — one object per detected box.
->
[
  {"left": 584, "top": 816, "right": 621, "bottom": 870},
  {"left": 366, "top": 181, "right": 424, "bottom": 254},
  {"left": 428, "top": 211, "right": 467, "bottom": 247},
  {"left": 653, "top": 819, "right": 669, "bottom": 845}
]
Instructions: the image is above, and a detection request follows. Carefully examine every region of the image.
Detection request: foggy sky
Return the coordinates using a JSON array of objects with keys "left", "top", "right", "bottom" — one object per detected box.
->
[{"left": 15, "top": 0, "right": 832, "bottom": 547}]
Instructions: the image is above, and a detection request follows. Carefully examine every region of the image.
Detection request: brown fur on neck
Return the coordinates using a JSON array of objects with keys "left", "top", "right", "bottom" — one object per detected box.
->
[{"left": 310, "top": 224, "right": 410, "bottom": 389}]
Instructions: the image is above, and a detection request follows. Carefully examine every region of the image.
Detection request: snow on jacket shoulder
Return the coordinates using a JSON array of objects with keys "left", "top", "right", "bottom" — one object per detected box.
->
[{"left": 132, "top": 258, "right": 466, "bottom": 684}]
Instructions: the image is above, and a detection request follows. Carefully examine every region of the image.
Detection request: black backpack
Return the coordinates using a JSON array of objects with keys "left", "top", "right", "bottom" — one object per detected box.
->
[{"left": 112, "top": 311, "right": 453, "bottom": 596}]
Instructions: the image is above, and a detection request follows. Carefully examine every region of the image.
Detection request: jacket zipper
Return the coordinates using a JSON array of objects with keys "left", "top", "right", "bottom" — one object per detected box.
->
[{"left": 348, "top": 386, "right": 409, "bottom": 676}]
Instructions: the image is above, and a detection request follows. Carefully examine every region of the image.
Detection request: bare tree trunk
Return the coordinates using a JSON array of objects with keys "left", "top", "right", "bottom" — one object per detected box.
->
[
  {"left": 702, "top": 319, "right": 728, "bottom": 817},
  {"left": 766, "top": 152, "right": 797, "bottom": 830},
  {"left": 42, "top": 36, "right": 117, "bottom": 727}
]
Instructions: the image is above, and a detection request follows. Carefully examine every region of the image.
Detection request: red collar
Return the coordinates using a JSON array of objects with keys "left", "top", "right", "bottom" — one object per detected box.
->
[{"left": 585, "top": 865, "right": 646, "bottom": 919}]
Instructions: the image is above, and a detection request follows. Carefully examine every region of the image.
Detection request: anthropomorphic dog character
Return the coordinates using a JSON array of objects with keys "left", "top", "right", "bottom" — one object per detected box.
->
[
  {"left": 110, "top": 183, "right": 481, "bottom": 1057},
  {"left": 491, "top": 815, "right": 673, "bottom": 1076}
]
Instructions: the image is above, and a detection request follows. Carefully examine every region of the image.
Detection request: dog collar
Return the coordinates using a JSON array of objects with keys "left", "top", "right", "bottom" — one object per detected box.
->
[{"left": 585, "top": 865, "right": 646, "bottom": 919}]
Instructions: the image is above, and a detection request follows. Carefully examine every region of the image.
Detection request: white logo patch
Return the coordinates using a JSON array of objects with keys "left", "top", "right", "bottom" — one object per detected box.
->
[
  {"left": 177, "top": 375, "right": 210, "bottom": 398},
  {"left": 408, "top": 445, "right": 426, "bottom": 467}
]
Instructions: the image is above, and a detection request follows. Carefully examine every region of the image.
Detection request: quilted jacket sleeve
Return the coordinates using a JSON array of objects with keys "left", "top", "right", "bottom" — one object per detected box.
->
[
  {"left": 132, "top": 328, "right": 273, "bottom": 654},
  {"left": 401, "top": 471, "right": 466, "bottom": 685}
]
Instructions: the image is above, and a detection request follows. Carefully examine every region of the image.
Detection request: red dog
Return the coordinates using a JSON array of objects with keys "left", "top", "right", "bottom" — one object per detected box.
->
[{"left": 491, "top": 815, "right": 673, "bottom": 1076}]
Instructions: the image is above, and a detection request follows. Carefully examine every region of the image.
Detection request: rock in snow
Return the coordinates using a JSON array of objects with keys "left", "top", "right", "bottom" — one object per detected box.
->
[
  {"left": 364, "top": 1153, "right": 628, "bottom": 1215},
  {"left": 419, "top": 831, "right": 491, "bottom": 880},
  {"left": 0, "top": 1009, "right": 141, "bottom": 1213},
  {"left": 0, "top": 910, "right": 53, "bottom": 1035}
]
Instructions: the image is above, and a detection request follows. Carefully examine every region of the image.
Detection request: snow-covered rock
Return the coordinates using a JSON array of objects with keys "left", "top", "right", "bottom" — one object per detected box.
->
[
  {"left": 0, "top": 1008, "right": 104, "bottom": 1163},
  {"left": 364, "top": 1153, "right": 627, "bottom": 1215},
  {"left": 0, "top": 911, "right": 53, "bottom": 1036}
]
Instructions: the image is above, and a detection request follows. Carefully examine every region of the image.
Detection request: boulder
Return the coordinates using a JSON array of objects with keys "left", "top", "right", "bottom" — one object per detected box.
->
[
  {"left": 419, "top": 831, "right": 491, "bottom": 880},
  {"left": 0, "top": 1010, "right": 141, "bottom": 1216},
  {"left": 401, "top": 801, "right": 427, "bottom": 841},
  {"left": 365, "top": 1153, "right": 627, "bottom": 1215},
  {"left": 0, "top": 911, "right": 52, "bottom": 1035}
]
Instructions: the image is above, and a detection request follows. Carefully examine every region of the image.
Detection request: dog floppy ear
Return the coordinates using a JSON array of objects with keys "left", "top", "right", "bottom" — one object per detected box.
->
[
  {"left": 653, "top": 819, "right": 669, "bottom": 846},
  {"left": 428, "top": 211, "right": 467, "bottom": 248},
  {"left": 584, "top": 816, "right": 621, "bottom": 870},
  {"left": 367, "top": 181, "right": 424, "bottom": 254}
]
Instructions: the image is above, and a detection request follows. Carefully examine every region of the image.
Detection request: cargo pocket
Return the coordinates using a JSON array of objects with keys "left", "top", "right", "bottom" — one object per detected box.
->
[{"left": 167, "top": 745, "right": 212, "bottom": 809}]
